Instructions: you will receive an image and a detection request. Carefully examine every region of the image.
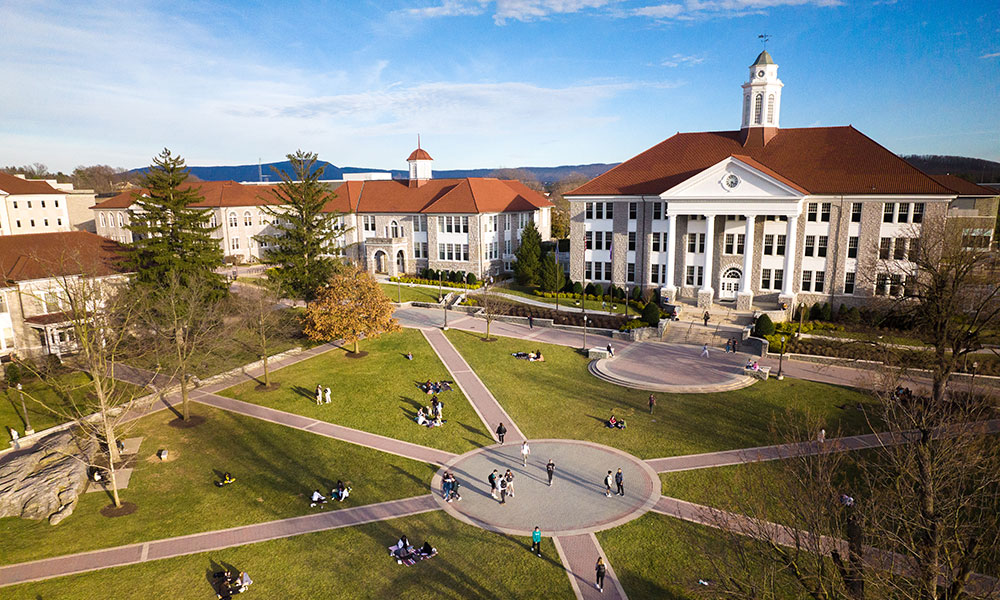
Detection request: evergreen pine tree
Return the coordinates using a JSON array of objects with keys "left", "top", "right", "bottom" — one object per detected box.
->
[
  {"left": 125, "top": 149, "right": 224, "bottom": 293},
  {"left": 256, "top": 150, "right": 349, "bottom": 301},
  {"left": 538, "top": 251, "right": 565, "bottom": 292},
  {"left": 514, "top": 220, "right": 542, "bottom": 286}
]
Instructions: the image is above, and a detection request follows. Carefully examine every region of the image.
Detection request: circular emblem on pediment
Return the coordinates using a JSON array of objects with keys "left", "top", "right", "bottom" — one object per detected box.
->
[{"left": 723, "top": 174, "right": 741, "bottom": 191}]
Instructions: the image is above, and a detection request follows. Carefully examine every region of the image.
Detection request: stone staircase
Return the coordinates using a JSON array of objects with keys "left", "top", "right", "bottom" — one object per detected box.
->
[{"left": 659, "top": 320, "right": 748, "bottom": 347}]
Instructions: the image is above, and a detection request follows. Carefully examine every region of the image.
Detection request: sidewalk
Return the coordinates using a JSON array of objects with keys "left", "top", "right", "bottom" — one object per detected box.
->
[
  {"left": 421, "top": 328, "right": 526, "bottom": 444},
  {"left": 0, "top": 495, "right": 439, "bottom": 588},
  {"left": 554, "top": 533, "right": 628, "bottom": 600}
]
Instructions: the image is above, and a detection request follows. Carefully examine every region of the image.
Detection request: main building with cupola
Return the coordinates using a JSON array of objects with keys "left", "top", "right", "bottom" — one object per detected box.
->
[{"left": 566, "top": 51, "right": 997, "bottom": 311}]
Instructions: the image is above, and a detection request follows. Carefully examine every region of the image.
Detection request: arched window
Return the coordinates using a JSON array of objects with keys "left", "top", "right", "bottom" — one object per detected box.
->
[
  {"left": 209, "top": 213, "right": 217, "bottom": 228},
  {"left": 117, "top": 213, "right": 124, "bottom": 228},
  {"left": 743, "top": 95, "right": 750, "bottom": 124},
  {"left": 100, "top": 213, "right": 106, "bottom": 228},
  {"left": 767, "top": 94, "right": 775, "bottom": 124},
  {"left": 244, "top": 211, "right": 252, "bottom": 227},
  {"left": 390, "top": 220, "right": 399, "bottom": 237},
  {"left": 229, "top": 212, "right": 238, "bottom": 227},
  {"left": 753, "top": 94, "right": 763, "bottom": 125}
]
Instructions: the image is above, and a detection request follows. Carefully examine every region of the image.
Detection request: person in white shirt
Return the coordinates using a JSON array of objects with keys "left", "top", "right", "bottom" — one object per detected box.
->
[{"left": 520, "top": 441, "right": 531, "bottom": 467}]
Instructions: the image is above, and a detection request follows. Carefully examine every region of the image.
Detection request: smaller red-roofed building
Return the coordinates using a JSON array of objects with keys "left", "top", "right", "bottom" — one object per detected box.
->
[
  {"left": 565, "top": 52, "right": 998, "bottom": 312},
  {"left": 0, "top": 231, "right": 128, "bottom": 358},
  {"left": 0, "top": 173, "right": 98, "bottom": 236},
  {"left": 92, "top": 148, "right": 553, "bottom": 279}
]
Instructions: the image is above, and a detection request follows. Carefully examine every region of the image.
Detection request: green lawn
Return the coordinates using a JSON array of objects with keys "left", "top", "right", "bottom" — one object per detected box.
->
[
  {"left": 5, "top": 511, "right": 574, "bottom": 600},
  {"left": 219, "top": 329, "right": 493, "bottom": 454},
  {"left": 380, "top": 282, "right": 444, "bottom": 304},
  {"left": 598, "top": 512, "right": 808, "bottom": 599},
  {"left": 0, "top": 404, "right": 435, "bottom": 566},
  {"left": 2, "top": 372, "right": 147, "bottom": 437},
  {"left": 445, "top": 329, "right": 878, "bottom": 459},
  {"left": 501, "top": 284, "right": 640, "bottom": 316}
]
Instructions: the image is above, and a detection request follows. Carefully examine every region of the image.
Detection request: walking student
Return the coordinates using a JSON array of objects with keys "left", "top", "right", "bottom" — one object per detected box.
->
[
  {"left": 604, "top": 470, "right": 613, "bottom": 498},
  {"left": 496, "top": 422, "right": 507, "bottom": 445},
  {"left": 324, "top": 387, "right": 331, "bottom": 404},
  {"left": 531, "top": 526, "right": 542, "bottom": 557},
  {"left": 702, "top": 311, "right": 710, "bottom": 327},
  {"left": 521, "top": 441, "right": 531, "bottom": 467},
  {"left": 648, "top": 394, "right": 656, "bottom": 414},
  {"left": 615, "top": 468, "right": 624, "bottom": 497},
  {"left": 595, "top": 557, "right": 607, "bottom": 592},
  {"left": 546, "top": 459, "right": 555, "bottom": 486},
  {"left": 488, "top": 469, "right": 499, "bottom": 499},
  {"left": 700, "top": 344, "right": 710, "bottom": 358}
]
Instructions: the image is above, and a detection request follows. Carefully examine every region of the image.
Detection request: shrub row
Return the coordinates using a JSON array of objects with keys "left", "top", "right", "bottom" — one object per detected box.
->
[{"left": 391, "top": 275, "right": 482, "bottom": 290}]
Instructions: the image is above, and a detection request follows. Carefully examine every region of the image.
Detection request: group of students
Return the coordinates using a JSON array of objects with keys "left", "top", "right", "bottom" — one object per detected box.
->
[
  {"left": 488, "top": 468, "right": 518, "bottom": 504},
  {"left": 315, "top": 384, "right": 331, "bottom": 405},
  {"left": 744, "top": 359, "right": 762, "bottom": 371},
  {"left": 420, "top": 380, "right": 453, "bottom": 395},
  {"left": 440, "top": 471, "right": 462, "bottom": 502},
  {"left": 415, "top": 396, "right": 445, "bottom": 427},
  {"left": 724, "top": 337, "right": 741, "bottom": 353},
  {"left": 309, "top": 480, "right": 351, "bottom": 506},
  {"left": 389, "top": 535, "right": 436, "bottom": 563},
  {"left": 606, "top": 414, "right": 627, "bottom": 429},
  {"left": 511, "top": 350, "right": 545, "bottom": 362},
  {"left": 212, "top": 570, "right": 252, "bottom": 599}
]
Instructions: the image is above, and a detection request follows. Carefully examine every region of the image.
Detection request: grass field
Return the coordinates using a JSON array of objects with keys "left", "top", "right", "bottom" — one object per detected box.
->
[
  {"left": 219, "top": 329, "right": 493, "bottom": 454},
  {"left": 445, "top": 329, "right": 878, "bottom": 459},
  {"left": 380, "top": 282, "right": 444, "bottom": 304},
  {"left": 5, "top": 511, "right": 575, "bottom": 600},
  {"left": 500, "top": 284, "right": 640, "bottom": 316},
  {"left": 0, "top": 404, "right": 435, "bottom": 566}
]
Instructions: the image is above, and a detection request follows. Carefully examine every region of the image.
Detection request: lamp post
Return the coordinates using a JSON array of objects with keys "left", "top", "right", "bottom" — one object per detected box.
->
[
  {"left": 777, "top": 336, "right": 786, "bottom": 381},
  {"left": 17, "top": 383, "right": 32, "bottom": 435},
  {"left": 970, "top": 361, "right": 978, "bottom": 396},
  {"left": 796, "top": 302, "right": 805, "bottom": 338},
  {"left": 397, "top": 278, "right": 401, "bottom": 303},
  {"left": 582, "top": 315, "right": 589, "bottom": 350}
]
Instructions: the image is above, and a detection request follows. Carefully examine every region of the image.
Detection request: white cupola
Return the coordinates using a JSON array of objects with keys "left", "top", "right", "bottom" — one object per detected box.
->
[
  {"left": 740, "top": 50, "right": 783, "bottom": 130},
  {"left": 406, "top": 137, "right": 433, "bottom": 188}
]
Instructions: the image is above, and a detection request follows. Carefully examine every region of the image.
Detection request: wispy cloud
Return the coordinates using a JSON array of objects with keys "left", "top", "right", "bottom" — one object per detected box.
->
[
  {"left": 633, "top": 0, "right": 842, "bottom": 21},
  {"left": 405, "top": 0, "right": 488, "bottom": 18},
  {"left": 980, "top": 51, "right": 1000, "bottom": 59},
  {"left": 661, "top": 53, "right": 706, "bottom": 67}
]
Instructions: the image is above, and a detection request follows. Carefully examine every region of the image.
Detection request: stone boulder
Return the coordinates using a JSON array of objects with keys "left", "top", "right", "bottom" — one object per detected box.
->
[{"left": 0, "top": 430, "right": 94, "bottom": 525}]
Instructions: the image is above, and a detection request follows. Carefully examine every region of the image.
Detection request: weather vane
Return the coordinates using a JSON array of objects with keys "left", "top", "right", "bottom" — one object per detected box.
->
[{"left": 759, "top": 33, "right": 771, "bottom": 49}]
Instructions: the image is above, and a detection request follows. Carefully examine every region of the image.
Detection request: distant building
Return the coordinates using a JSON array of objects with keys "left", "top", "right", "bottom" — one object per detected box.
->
[
  {"left": 0, "top": 173, "right": 97, "bottom": 235},
  {"left": 566, "top": 51, "right": 998, "bottom": 310},
  {"left": 93, "top": 147, "right": 554, "bottom": 278},
  {"left": 0, "top": 232, "right": 127, "bottom": 358}
]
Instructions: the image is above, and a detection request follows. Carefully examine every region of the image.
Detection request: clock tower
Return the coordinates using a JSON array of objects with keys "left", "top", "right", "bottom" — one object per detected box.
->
[{"left": 740, "top": 50, "right": 783, "bottom": 131}]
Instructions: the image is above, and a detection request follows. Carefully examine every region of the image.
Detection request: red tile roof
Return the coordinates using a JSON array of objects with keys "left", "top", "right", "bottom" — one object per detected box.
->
[
  {"left": 0, "top": 173, "right": 62, "bottom": 195},
  {"left": 92, "top": 181, "right": 283, "bottom": 210},
  {"left": 95, "top": 178, "right": 551, "bottom": 215},
  {"left": 407, "top": 148, "right": 433, "bottom": 161},
  {"left": 0, "top": 232, "right": 127, "bottom": 286},
  {"left": 567, "top": 126, "right": 955, "bottom": 197},
  {"left": 928, "top": 174, "right": 998, "bottom": 196}
]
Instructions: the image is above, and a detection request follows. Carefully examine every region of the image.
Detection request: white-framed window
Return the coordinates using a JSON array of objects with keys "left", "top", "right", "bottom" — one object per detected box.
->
[
  {"left": 763, "top": 234, "right": 774, "bottom": 255},
  {"left": 807, "top": 203, "right": 818, "bottom": 222},
  {"left": 883, "top": 203, "right": 894, "bottom": 223},
  {"left": 737, "top": 234, "right": 745, "bottom": 254},
  {"left": 913, "top": 203, "right": 924, "bottom": 223},
  {"left": 814, "top": 271, "right": 825, "bottom": 293},
  {"left": 363, "top": 216, "right": 376, "bottom": 232},
  {"left": 210, "top": 213, "right": 218, "bottom": 228},
  {"left": 54, "top": 199, "right": 59, "bottom": 208},
  {"left": 389, "top": 221, "right": 400, "bottom": 237},
  {"left": 12, "top": 201, "right": 17, "bottom": 209},
  {"left": 844, "top": 272, "right": 855, "bottom": 294},
  {"left": 628, "top": 232, "right": 637, "bottom": 251},
  {"left": 851, "top": 202, "right": 863, "bottom": 222},
  {"left": 100, "top": 213, "right": 106, "bottom": 228},
  {"left": 880, "top": 238, "right": 891, "bottom": 259},
  {"left": 585, "top": 261, "right": 592, "bottom": 280},
  {"left": 776, "top": 234, "right": 787, "bottom": 256},
  {"left": 117, "top": 213, "right": 124, "bottom": 227},
  {"left": 244, "top": 211, "right": 252, "bottom": 226},
  {"left": 724, "top": 234, "right": 735, "bottom": 254},
  {"left": 29, "top": 219, "right": 35, "bottom": 227},
  {"left": 229, "top": 212, "right": 238, "bottom": 227},
  {"left": 505, "top": 239, "right": 511, "bottom": 254},
  {"left": 585, "top": 203, "right": 593, "bottom": 220},
  {"left": 57, "top": 218, "right": 62, "bottom": 226},
  {"left": 43, "top": 218, "right": 49, "bottom": 227},
  {"left": 761, "top": 268, "right": 772, "bottom": 290},
  {"left": 767, "top": 94, "right": 775, "bottom": 124},
  {"left": 686, "top": 266, "right": 695, "bottom": 285},
  {"left": 773, "top": 268, "right": 784, "bottom": 291},
  {"left": 628, "top": 203, "right": 637, "bottom": 220},
  {"left": 894, "top": 238, "right": 908, "bottom": 260},
  {"left": 16, "top": 220, "right": 21, "bottom": 228},
  {"left": 753, "top": 93, "right": 763, "bottom": 125},
  {"left": 41, "top": 200, "right": 46, "bottom": 208},
  {"left": 801, "top": 271, "right": 812, "bottom": 292},
  {"left": 821, "top": 203, "right": 831, "bottom": 222},
  {"left": 653, "top": 203, "right": 662, "bottom": 220},
  {"left": 26, "top": 200, "right": 32, "bottom": 209},
  {"left": 804, "top": 235, "right": 815, "bottom": 257},
  {"left": 897, "top": 203, "right": 910, "bottom": 223},
  {"left": 817, "top": 236, "right": 828, "bottom": 257},
  {"left": 627, "top": 263, "right": 635, "bottom": 283}
]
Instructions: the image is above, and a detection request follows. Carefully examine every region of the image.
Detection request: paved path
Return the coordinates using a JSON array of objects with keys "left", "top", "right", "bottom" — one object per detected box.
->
[
  {"left": 591, "top": 341, "right": 755, "bottom": 393},
  {"left": 646, "top": 419, "right": 1000, "bottom": 473},
  {"left": 191, "top": 390, "right": 457, "bottom": 466},
  {"left": 0, "top": 494, "right": 440, "bottom": 588},
  {"left": 421, "top": 328, "right": 526, "bottom": 444},
  {"left": 554, "top": 533, "right": 627, "bottom": 600}
]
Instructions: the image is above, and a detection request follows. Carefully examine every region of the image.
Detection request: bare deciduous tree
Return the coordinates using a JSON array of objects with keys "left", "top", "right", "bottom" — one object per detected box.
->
[
  {"left": 476, "top": 281, "right": 509, "bottom": 341},
  {"left": 234, "top": 281, "right": 292, "bottom": 389}
]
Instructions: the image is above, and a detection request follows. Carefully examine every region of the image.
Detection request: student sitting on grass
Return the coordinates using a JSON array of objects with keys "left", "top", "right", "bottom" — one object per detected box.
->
[
  {"left": 215, "top": 472, "right": 236, "bottom": 487},
  {"left": 310, "top": 489, "right": 327, "bottom": 507},
  {"left": 415, "top": 408, "right": 428, "bottom": 426},
  {"left": 333, "top": 480, "right": 351, "bottom": 502},
  {"left": 607, "top": 415, "right": 618, "bottom": 428}
]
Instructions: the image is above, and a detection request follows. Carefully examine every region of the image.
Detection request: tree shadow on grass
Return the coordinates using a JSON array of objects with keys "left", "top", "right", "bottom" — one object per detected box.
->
[
  {"left": 290, "top": 385, "right": 315, "bottom": 401},
  {"left": 390, "top": 464, "right": 430, "bottom": 491}
]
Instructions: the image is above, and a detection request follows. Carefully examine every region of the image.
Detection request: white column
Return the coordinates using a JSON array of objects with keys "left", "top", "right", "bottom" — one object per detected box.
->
[
  {"left": 781, "top": 215, "right": 798, "bottom": 295},
  {"left": 741, "top": 216, "right": 754, "bottom": 293},
  {"left": 663, "top": 214, "right": 675, "bottom": 288},
  {"left": 701, "top": 214, "right": 715, "bottom": 292}
]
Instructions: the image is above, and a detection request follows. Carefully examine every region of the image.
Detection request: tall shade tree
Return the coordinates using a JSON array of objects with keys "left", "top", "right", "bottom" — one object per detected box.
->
[
  {"left": 125, "top": 148, "right": 224, "bottom": 295},
  {"left": 135, "top": 271, "right": 227, "bottom": 422},
  {"left": 514, "top": 220, "right": 542, "bottom": 286},
  {"left": 19, "top": 254, "right": 145, "bottom": 510},
  {"left": 257, "top": 150, "right": 350, "bottom": 301},
  {"left": 538, "top": 251, "right": 565, "bottom": 293},
  {"left": 302, "top": 266, "right": 400, "bottom": 354}
]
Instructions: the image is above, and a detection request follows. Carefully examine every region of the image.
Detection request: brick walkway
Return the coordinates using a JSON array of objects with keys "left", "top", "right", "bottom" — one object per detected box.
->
[
  {"left": 191, "top": 390, "right": 457, "bottom": 466},
  {"left": 553, "top": 533, "right": 627, "bottom": 600},
  {"left": 421, "top": 328, "right": 527, "bottom": 444},
  {"left": 645, "top": 419, "right": 1000, "bottom": 473},
  {"left": 0, "top": 494, "right": 440, "bottom": 588}
]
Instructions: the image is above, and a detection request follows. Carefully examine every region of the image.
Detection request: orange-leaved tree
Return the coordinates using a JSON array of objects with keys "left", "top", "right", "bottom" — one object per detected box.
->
[{"left": 303, "top": 266, "right": 400, "bottom": 354}]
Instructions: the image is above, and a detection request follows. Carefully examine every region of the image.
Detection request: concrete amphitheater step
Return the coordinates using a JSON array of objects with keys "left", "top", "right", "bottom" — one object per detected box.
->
[{"left": 587, "top": 359, "right": 757, "bottom": 394}]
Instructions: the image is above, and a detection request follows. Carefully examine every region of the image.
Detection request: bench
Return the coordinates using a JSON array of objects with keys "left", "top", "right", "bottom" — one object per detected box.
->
[
  {"left": 743, "top": 366, "right": 771, "bottom": 380},
  {"left": 588, "top": 347, "right": 611, "bottom": 360}
]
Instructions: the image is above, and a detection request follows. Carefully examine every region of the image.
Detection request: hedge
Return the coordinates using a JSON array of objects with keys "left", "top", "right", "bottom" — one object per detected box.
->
[{"left": 390, "top": 276, "right": 483, "bottom": 290}]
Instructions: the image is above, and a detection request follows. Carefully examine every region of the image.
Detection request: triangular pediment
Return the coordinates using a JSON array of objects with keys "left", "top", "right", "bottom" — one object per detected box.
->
[{"left": 659, "top": 156, "right": 807, "bottom": 199}]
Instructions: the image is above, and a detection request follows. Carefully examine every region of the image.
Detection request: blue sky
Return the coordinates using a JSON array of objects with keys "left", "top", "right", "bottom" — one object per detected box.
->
[{"left": 1, "top": 0, "right": 998, "bottom": 173}]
